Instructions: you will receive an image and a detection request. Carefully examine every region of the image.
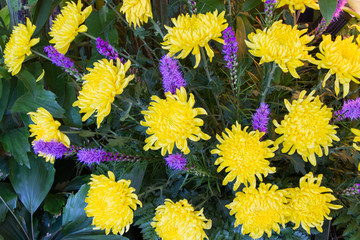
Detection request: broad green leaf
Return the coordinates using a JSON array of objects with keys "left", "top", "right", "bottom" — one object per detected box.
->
[
  {"left": 33, "top": 0, "right": 62, "bottom": 35},
  {"left": 0, "top": 79, "right": 10, "bottom": 121},
  {"left": 9, "top": 154, "right": 55, "bottom": 214},
  {"left": 11, "top": 87, "right": 65, "bottom": 118},
  {"left": 0, "top": 67, "right": 11, "bottom": 80},
  {"left": 0, "top": 127, "right": 30, "bottom": 167},
  {"left": 319, "top": 0, "right": 338, "bottom": 24},
  {"left": 63, "top": 82, "right": 82, "bottom": 127},
  {"left": 62, "top": 184, "right": 90, "bottom": 226},
  {"left": 121, "top": 161, "right": 147, "bottom": 194},
  {"left": 0, "top": 156, "right": 9, "bottom": 180},
  {"left": 15, "top": 69, "right": 37, "bottom": 97},
  {"left": 243, "top": 0, "right": 262, "bottom": 11},
  {"left": 44, "top": 193, "right": 66, "bottom": 215},
  {"left": 0, "top": 183, "right": 17, "bottom": 223}
]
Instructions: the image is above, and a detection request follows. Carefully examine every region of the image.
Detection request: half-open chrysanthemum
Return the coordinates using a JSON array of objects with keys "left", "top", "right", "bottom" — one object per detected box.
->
[
  {"left": 84, "top": 171, "right": 142, "bottom": 235},
  {"left": 4, "top": 18, "right": 39, "bottom": 75},
  {"left": 73, "top": 59, "right": 134, "bottom": 128},
  {"left": 226, "top": 183, "right": 289, "bottom": 239},
  {"left": 315, "top": 35, "right": 360, "bottom": 97},
  {"left": 273, "top": 90, "right": 339, "bottom": 166},
  {"left": 162, "top": 10, "right": 228, "bottom": 68},
  {"left": 286, "top": 172, "right": 342, "bottom": 234},
  {"left": 49, "top": 0, "right": 92, "bottom": 54},
  {"left": 151, "top": 199, "right": 212, "bottom": 240},
  {"left": 211, "top": 122, "right": 277, "bottom": 190},
  {"left": 141, "top": 87, "right": 210, "bottom": 156},
  {"left": 351, "top": 128, "right": 360, "bottom": 170},
  {"left": 120, "top": 0, "right": 153, "bottom": 28},
  {"left": 28, "top": 107, "right": 70, "bottom": 163},
  {"left": 245, "top": 20, "right": 315, "bottom": 78}
]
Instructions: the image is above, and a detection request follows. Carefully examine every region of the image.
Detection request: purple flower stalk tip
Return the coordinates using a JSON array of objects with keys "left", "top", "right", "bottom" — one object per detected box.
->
[
  {"left": 252, "top": 103, "right": 271, "bottom": 133},
  {"left": 77, "top": 148, "right": 107, "bottom": 165},
  {"left": 222, "top": 27, "right": 239, "bottom": 95},
  {"left": 96, "top": 37, "right": 124, "bottom": 63},
  {"left": 159, "top": 55, "right": 186, "bottom": 94},
  {"left": 33, "top": 140, "right": 68, "bottom": 159},
  {"left": 165, "top": 153, "right": 187, "bottom": 170},
  {"left": 334, "top": 97, "right": 360, "bottom": 122},
  {"left": 333, "top": 0, "right": 347, "bottom": 19}
]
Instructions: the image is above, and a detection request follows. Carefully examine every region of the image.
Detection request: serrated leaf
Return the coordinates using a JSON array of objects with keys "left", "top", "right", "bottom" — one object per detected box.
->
[
  {"left": 343, "top": 222, "right": 360, "bottom": 236},
  {"left": 332, "top": 214, "right": 351, "bottom": 225},
  {"left": 319, "top": 0, "right": 338, "bottom": 24},
  {"left": 9, "top": 154, "right": 55, "bottom": 214},
  {"left": 0, "top": 183, "right": 17, "bottom": 223}
]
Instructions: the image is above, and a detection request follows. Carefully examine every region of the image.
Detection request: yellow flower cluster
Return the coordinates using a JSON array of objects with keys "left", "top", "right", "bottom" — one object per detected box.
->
[
  {"left": 4, "top": 18, "right": 39, "bottom": 75},
  {"left": 49, "top": 0, "right": 92, "bottom": 54},
  {"left": 211, "top": 122, "right": 277, "bottom": 190},
  {"left": 316, "top": 35, "right": 360, "bottom": 97},
  {"left": 141, "top": 87, "right": 210, "bottom": 156},
  {"left": 162, "top": 10, "right": 228, "bottom": 68},
  {"left": 245, "top": 20, "right": 315, "bottom": 78},
  {"left": 151, "top": 199, "right": 212, "bottom": 240},
  {"left": 351, "top": 128, "right": 360, "bottom": 170},
  {"left": 73, "top": 59, "right": 134, "bottom": 128},
  {"left": 277, "top": 0, "right": 319, "bottom": 13},
  {"left": 84, "top": 171, "right": 142, "bottom": 235},
  {"left": 120, "top": 0, "right": 153, "bottom": 28},
  {"left": 273, "top": 91, "right": 339, "bottom": 166}
]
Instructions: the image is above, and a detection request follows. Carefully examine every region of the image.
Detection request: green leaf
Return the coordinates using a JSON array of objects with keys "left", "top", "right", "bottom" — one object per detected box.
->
[
  {"left": 33, "top": 0, "right": 62, "bottom": 35},
  {"left": 0, "top": 183, "right": 17, "bottom": 223},
  {"left": 15, "top": 69, "right": 37, "bottom": 97},
  {"left": 0, "top": 127, "right": 30, "bottom": 167},
  {"left": 349, "top": 231, "right": 360, "bottom": 240},
  {"left": 63, "top": 83, "right": 82, "bottom": 127},
  {"left": 243, "top": 0, "right": 262, "bottom": 11},
  {"left": 62, "top": 184, "right": 90, "bottom": 226},
  {"left": 0, "top": 67, "right": 11, "bottom": 80},
  {"left": 319, "top": 0, "right": 338, "bottom": 24},
  {"left": 43, "top": 193, "right": 66, "bottom": 215},
  {"left": 9, "top": 154, "right": 55, "bottom": 214},
  {"left": 121, "top": 161, "right": 147, "bottom": 194},
  {"left": 0, "top": 79, "right": 10, "bottom": 121},
  {"left": 0, "top": 156, "right": 9, "bottom": 180},
  {"left": 11, "top": 87, "right": 65, "bottom": 118}
]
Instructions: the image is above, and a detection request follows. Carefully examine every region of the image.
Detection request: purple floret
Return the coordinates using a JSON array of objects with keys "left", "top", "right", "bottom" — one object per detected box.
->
[
  {"left": 33, "top": 140, "right": 68, "bottom": 159},
  {"left": 251, "top": 103, "right": 271, "bottom": 133},
  {"left": 96, "top": 37, "right": 124, "bottom": 63},
  {"left": 77, "top": 148, "right": 107, "bottom": 165},
  {"left": 165, "top": 153, "right": 187, "bottom": 170},
  {"left": 334, "top": 98, "right": 360, "bottom": 121},
  {"left": 159, "top": 55, "right": 186, "bottom": 94}
]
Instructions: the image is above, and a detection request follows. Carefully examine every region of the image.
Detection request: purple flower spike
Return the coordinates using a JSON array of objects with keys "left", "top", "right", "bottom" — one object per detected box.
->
[
  {"left": 333, "top": 0, "right": 347, "bottom": 19},
  {"left": 334, "top": 98, "right": 360, "bottom": 121},
  {"left": 165, "top": 153, "right": 187, "bottom": 170},
  {"left": 222, "top": 27, "right": 239, "bottom": 95},
  {"left": 44, "top": 45, "right": 81, "bottom": 79},
  {"left": 264, "top": 0, "right": 277, "bottom": 23},
  {"left": 159, "top": 55, "right": 186, "bottom": 94},
  {"left": 77, "top": 148, "right": 107, "bottom": 165},
  {"left": 252, "top": 103, "right": 271, "bottom": 133},
  {"left": 96, "top": 37, "right": 124, "bottom": 63},
  {"left": 33, "top": 140, "right": 68, "bottom": 159}
]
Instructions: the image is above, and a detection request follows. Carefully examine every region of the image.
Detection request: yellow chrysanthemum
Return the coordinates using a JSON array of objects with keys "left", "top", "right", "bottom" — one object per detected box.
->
[
  {"left": 151, "top": 199, "right": 212, "bottom": 240},
  {"left": 49, "top": 0, "right": 92, "bottom": 54},
  {"left": 4, "top": 18, "right": 39, "bottom": 75},
  {"left": 286, "top": 172, "right": 342, "bottom": 234},
  {"left": 351, "top": 128, "right": 360, "bottom": 170},
  {"left": 245, "top": 20, "right": 315, "bottom": 78},
  {"left": 73, "top": 59, "right": 134, "bottom": 128},
  {"left": 226, "top": 183, "right": 289, "bottom": 239},
  {"left": 262, "top": 0, "right": 319, "bottom": 13},
  {"left": 28, "top": 107, "right": 70, "bottom": 163},
  {"left": 273, "top": 90, "right": 339, "bottom": 166},
  {"left": 315, "top": 35, "right": 360, "bottom": 97},
  {"left": 120, "top": 0, "right": 153, "bottom": 28},
  {"left": 84, "top": 171, "right": 142, "bottom": 235},
  {"left": 162, "top": 10, "right": 228, "bottom": 68},
  {"left": 140, "top": 87, "right": 210, "bottom": 156},
  {"left": 211, "top": 122, "right": 277, "bottom": 190}
]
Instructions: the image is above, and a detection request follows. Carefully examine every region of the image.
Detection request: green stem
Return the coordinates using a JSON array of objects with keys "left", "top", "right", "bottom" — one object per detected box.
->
[
  {"left": 30, "top": 213, "right": 35, "bottom": 240},
  {"left": 138, "top": 186, "right": 163, "bottom": 198},
  {"left": 200, "top": 48, "right": 212, "bottom": 82},
  {"left": 32, "top": 49, "right": 51, "bottom": 62},
  {"left": 343, "top": 7, "right": 360, "bottom": 19},
  {"left": 0, "top": 196, "right": 31, "bottom": 240},
  {"left": 261, "top": 62, "right": 277, "bottom": 103},
  {"left": 81, "top": 32, "right": 97, "bottom": 41},
  {"left": 150, "top": 17, "right": 165, "bottom": 39}
]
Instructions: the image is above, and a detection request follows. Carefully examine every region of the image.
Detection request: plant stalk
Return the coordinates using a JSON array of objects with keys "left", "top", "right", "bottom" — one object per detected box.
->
[{"left": 261, "top": 62, "right": 277, "bottom": 103}]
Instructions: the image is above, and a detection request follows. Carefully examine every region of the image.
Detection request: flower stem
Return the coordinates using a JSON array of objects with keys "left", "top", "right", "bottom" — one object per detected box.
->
[
  {"left": 261, "top": 62, "right": 277, "bottom": 103},
  {"left": 32, "top": 49, "right": 51, "bottom": 62},
  {"left": 150, "top": 18, "right": 165, "bottom": 38},
  {"left": 200, "top": 47, "right": 212, "bottom": 82},
  {"left": 30, "top": 213, "right": 35, "bottom": 240},
  {"left": 81, "top": 32, "right": 97, "bottom": 41}
]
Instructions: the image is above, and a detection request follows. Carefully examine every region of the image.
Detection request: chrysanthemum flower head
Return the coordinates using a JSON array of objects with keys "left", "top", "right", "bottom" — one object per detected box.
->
[
  {"left": 211, "top": 122, "right": 277, "bottom": 190},
  {"left": 263, "top": 0, "right": 320, "bottom": 13},
  {"left": 84, "top": 171, "right": 142, "bottom": 235},
  {"left": 120, "top": 0, "right": 153, "bottom": 28},
  {"left": 151, "top": 199, "right": 212, "bottom": 240},
  {"left": 286, "top": 172, "right": 342, "bottom": 234},
  {"left": 226, "top": 183, "right": 289, "bottom": 239},
  {"left": 162, "top": 10, "right": 228, "bottom": 68},
  {"left": 28, "top": 107, "right": 70, "bottom": 163},
  {"left": 273, "top": 90, "right": 339, "bottom": 166},
  {"left": 4, "top": 17, "right": 40, "bottom": 75},
  {"left": 73, "top": 59, "right": 134, "bottom": 128},
  {"left": 315, "top": 35, "right": 360, "bottom": 97},
  {"left": 49, "top": 0, "right": 92, "bottom": 54},
  {"left": 351, "top": 128, "right": 360, "bottom": 170},
  {"left": 141, "top": 87, "right": 210, "bottom": 156},
  {"left": 245, "top": 20, "right": 315, "bottom": 78}
]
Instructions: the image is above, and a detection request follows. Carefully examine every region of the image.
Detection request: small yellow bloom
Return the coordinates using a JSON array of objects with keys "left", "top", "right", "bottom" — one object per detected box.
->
[
  {"left": 226, "top": 183, "right": 289, "bottom": 239},
  {"left": 141, "top": 87, "right": 210, "bottom": 156},
  {"left": 315, "top": 35, "right": 360, "bottom": 97},
  {"left": 151, "top": 199, "right": 212, "bottom": 240},
  {"left": 120, "top": 0, "right": 153, "bottom": 28},
  {"left": 84, "top": 171, "right": 142, "bottom": 235},
  {"left": 162, "top": 10, "right": 228, "bottom": 68},
  {"left": 73, "top": 59, "right": 134, "bottom": 128},
  {"left": 273, "top": 90, "right": 339, "bottom": 166},
  {"left": 351, "top": 128, "right": 360, "bottom": 170},
  {"left": 245, "top": 20, "right": 315, "bottom": 78},
  {"left": 49, "top": 0, "right": 92, "bottom": 54},
  {"left": 262, "top": 0, "right": 319, "bottom": 13},
  {"left": 286, "top": 172, "right": 342, "bottom": 234},
  {"left": 211, "top": 122, "right": 277, "bottom": 190},
  {"left": 4, "top": 18, "right": 39, "bottom": 75}
]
